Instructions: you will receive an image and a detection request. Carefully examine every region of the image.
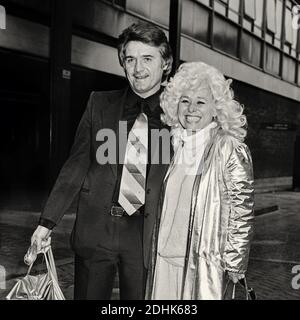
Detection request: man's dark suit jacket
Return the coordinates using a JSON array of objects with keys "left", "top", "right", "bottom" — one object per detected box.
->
[{"left": 40, "top": 88, "right": 170, "bottom": 268}]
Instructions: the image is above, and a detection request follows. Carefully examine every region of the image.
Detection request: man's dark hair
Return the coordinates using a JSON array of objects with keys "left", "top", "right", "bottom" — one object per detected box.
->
[{"left": 117, "top": 21, "right": 173, "bottom": 80}]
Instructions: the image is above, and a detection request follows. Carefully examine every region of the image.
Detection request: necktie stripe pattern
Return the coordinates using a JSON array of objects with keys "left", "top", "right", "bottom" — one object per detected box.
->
[
  {"left": 128, "top": 130, "right": 147, "bottom": 154},
  {"left": 118, "top": 193, "right": 142, "bottom": 213},
  {"left": 126, "top": 138, "right": 147, "bottom": 168},
  {"left": 118, "top": 112, "right": 148, "bottom": 215},
  {"left": 125, "top": 163, "right": 142, "bottom": 174},
  {"left": 129, "top": 141, "right": 147, "bottom": 163},
  {"left": 123, "top": 165, "right": 145, "bottom": 188},
  {"left": 120, "top": 166, "right": 145, "bottom": 197}
]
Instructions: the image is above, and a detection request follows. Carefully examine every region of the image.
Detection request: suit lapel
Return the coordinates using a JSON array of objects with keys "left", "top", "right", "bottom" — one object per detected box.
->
[
  {"left": 147, "top": 123, "right": 173, "bottom": 183},
  {"left": 102, "top": 88, "right": 128, "bottom": 178},
  {"left": 102, "top": 87, "right": 173, "bottom": 182}
]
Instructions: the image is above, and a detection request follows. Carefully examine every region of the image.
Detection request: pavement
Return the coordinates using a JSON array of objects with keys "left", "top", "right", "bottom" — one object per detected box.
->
[{"left": 1, "top": 190, "right": 300, "bottom": 300}]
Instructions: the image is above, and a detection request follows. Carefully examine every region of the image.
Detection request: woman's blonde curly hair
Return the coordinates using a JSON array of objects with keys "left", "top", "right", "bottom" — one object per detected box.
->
[{"left": 160, "top": 62, "right": 247, "bottom": 141}]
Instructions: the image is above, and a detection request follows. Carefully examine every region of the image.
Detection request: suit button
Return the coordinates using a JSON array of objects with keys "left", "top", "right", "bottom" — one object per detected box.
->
[
  {"left": 144, "top": 212, "right": 150, "bottom": 218},
  {"left": 146, "top": 188, "right": 151, "bottom": 194}
]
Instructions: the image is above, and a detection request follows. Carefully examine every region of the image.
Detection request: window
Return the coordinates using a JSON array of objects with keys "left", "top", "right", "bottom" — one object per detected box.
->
[
  {"left": 228, "top": 0, "right": 240, "bottom": 23},
  {"left": 285, "top": 3, "right": 293, "bottom": 44},
  {"left": 193, "top": 3, "right": 211, "bottom": 43},
  {"left": 297, "top": 29, "right": 300, "bottom": 53},
  {"left": 284, "top": 0, "right": 299, "bottom": 56},
  {"left": 254, "top": 0, "right": 263, "bottom": 27},
  {"left": 215, "top": 0, "right": 241, "bottom": 23},
  {"left": 282, "top": 55, "right": 296, "bottom": 82},
  {"left": 244, "top": 0, "right": 256, "bottom": 20},
  {"left": 214, "top": 0, "right": 228, "bottom": 16},
  {"left": 213, "top": 15, "right": 239, "bottom": 56},
  {"left": 266, "top": 0, "right": 276, "bottom": 34},
  {"left": 182, "top": 0, "right": 210, "bottom": 44},
  {"left": 241, "top": 32, "right": 261, "bottom": 67},
  {"left": 253, "top": 0, "right": 263, "bottom": 37},
  {"left": 182, "top": 0, "right": 194, "bottom": 37},
  {"left": 276, "top": 0, "right": 283, "bottom": 38},
  {"left": 265, "top": 45, "right": 280, "bottom": 75},
  {"left": 106, "top": 0, "right": 126, "bottom": 8},
  {"left": 241, "top": 0, "right": 264, "bottom": 36},
  {"left": 149, "top": 0, "right": 170, "bottom": 26},
  {"left": 126, "top": 0, "right": 150, "bottom": 17},
  {"left": 292, "top": 29, "right": 297, "bottom": 56},
  {"left": 196, "top": 0, "right": 210, "bottom": 6},
  {"left": 243, "top": 0, "right": 256, "bottom": 32}
]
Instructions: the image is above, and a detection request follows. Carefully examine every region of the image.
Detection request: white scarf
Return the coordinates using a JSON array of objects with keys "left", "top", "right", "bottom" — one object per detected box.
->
[
  {"left": 158, "top": 121, "right": 218, "bottom": 264},
  {"left": 170, "top": 121, "right": 218, "bottom": 177}
]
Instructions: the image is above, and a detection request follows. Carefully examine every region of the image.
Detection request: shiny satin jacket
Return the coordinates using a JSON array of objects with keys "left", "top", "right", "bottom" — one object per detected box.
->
[{"left": 146, "top": 127, "right": 254, "bottom": 300}]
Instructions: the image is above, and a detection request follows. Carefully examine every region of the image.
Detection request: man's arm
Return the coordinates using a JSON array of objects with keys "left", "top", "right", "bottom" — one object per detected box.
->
[{"left": 31, "top": 92, "right": 95, "bottom": 249}]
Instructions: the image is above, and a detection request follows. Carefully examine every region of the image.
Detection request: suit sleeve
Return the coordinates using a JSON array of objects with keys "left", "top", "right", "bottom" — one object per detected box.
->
[
  {"left": 223, "top": 143, "right": 255, "bottom": 274},
  {"left": 39, "top": 92, "right": 94, "bottom": 228}
]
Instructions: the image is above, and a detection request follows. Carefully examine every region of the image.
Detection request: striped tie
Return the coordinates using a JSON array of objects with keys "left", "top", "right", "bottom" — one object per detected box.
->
[{"left": 118, "top": 112, "right": 148, "bottom": 215}]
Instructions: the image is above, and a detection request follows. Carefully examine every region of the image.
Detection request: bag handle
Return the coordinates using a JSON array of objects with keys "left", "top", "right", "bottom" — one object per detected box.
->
[
  {"left": 24, "top": 240, "right": 65, "bottom": 300},
  {"left": 223, "top": 277, "right": 256, "bottom": 300},
  {"left": 25, "top": 238, "right": 51, "bottom": 275},
  {"left": 24, "top": 238, "right": 51, "bottom": 264},
  {"left": 43, "top": 247, "right": 65, "bottom": 300},
  {"left": 25, "top": 240, "right": 57, "bottom": 281}
]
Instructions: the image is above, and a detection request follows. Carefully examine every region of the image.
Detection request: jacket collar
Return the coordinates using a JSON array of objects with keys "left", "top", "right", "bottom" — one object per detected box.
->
[
  {"left": 101, "top": 87, "right": 172, "bottom": 179},
  {"left": 124, "top": 87, "right": 163, "bottom": 113}
]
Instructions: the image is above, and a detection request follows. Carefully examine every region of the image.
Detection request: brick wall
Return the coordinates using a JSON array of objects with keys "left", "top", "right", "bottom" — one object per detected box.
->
[{"left": 232, "top": 80, "right": 300, "bottom": 180}]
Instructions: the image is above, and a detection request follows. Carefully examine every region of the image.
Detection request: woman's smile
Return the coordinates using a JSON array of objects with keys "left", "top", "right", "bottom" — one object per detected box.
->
[{"left": 185, "top": 114, "right": 202, "bottom": 123}]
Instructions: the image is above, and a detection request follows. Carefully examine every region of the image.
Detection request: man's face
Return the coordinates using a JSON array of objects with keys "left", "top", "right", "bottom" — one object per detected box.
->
[
  {"left": 178, "top": 85, "right": 215, "bottom": 131},
  {"left": 123, "top": 41, "right": 166, "bottom": 98}
]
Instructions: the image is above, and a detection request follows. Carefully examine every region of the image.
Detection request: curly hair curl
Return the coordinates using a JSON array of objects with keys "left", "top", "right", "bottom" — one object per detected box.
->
[{"left": 160, "top": 62, "right": 247, "bottom": 141}]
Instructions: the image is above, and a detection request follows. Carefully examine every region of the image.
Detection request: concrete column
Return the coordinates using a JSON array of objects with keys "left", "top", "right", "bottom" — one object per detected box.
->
[
  {"left": 169, "top": 0, "right": 182, "bottom": 76},
  {"left": 293, "top": 135, "right": 300, "bottom": 191},
  {"left": 49, "top": 0, "right": 72, "bottom": 187}
]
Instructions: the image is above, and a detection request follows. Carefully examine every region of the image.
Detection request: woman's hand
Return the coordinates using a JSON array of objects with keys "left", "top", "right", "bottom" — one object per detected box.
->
[{"left": 227, "top": 271, "right": 245, "bottom": 283}]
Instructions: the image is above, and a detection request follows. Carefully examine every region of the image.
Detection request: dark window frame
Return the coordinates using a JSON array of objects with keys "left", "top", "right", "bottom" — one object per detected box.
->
[{"left": 185, "top": 0, "right": 299, "bottom": 85}]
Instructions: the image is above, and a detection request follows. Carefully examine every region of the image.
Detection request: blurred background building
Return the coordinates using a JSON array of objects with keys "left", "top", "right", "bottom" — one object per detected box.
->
[{"left": 0, "top": 0, "right": 300, "bottom": 210}]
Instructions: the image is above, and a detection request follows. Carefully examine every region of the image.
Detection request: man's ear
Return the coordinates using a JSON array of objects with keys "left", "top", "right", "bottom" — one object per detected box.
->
[{"left": 162, "top": 61, "right": 168, "bottom": 71}]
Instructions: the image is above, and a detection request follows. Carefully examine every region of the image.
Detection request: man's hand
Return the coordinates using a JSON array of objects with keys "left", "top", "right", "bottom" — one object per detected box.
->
[
  {"left": 31, "top": 225, "right": 52, "bottom": 252},
  {"left": 227, "top": 271, "right": 245, "bottom": 284}
]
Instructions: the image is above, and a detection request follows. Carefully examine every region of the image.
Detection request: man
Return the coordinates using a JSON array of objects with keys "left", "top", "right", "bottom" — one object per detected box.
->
[{"left": 30, "top": 21, "right": 173, "bottom": 300}]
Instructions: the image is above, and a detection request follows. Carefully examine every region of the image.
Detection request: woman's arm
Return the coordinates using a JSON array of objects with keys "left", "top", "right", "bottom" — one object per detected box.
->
[{"left": 224, "top": 143, "right": 255, "bottom": 274}]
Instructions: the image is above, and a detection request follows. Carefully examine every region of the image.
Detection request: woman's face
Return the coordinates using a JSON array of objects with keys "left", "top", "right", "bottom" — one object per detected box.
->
[{"left": 178, "top": 85, "right": 216, "bottom": 131}]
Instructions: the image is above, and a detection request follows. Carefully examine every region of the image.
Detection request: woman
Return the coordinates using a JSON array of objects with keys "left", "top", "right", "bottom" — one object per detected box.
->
[{"left": 146, "top": 62, "right": 254, "bottom": 300}]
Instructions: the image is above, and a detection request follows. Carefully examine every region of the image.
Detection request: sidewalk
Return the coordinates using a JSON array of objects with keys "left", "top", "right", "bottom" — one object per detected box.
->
[{"left": 1, "top": 191, "right": 300, "bottom": 300}]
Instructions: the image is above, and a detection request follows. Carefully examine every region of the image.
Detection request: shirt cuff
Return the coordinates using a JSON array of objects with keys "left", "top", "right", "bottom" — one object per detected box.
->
[{"left": 39, "top": 217, "right": 56, "bottom": 230}]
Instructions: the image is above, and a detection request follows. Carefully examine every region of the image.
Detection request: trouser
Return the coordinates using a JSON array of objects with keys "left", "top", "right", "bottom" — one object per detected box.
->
[{"left": 73, "top": 214, "right": 146, "bottom": 300}]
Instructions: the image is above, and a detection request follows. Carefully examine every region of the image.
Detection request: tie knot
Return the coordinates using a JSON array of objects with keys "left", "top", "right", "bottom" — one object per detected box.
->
[{"left": 137, "top": 100, "right": 150, "bottom": 115}]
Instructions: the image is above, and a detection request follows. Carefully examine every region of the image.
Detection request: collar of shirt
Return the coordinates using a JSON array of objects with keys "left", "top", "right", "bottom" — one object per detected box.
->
[{"left": 124, "top": 86, "right": 164, "bottom": 115}]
